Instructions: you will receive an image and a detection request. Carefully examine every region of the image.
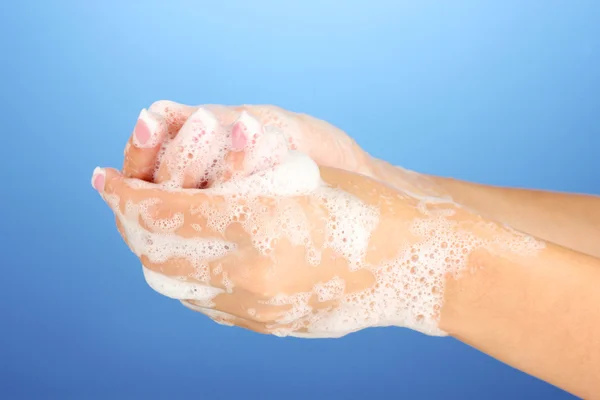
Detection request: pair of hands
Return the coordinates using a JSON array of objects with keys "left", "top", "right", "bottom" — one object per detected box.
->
[{"left": 93, "top": 101, "right": 480, "bottom": 338}]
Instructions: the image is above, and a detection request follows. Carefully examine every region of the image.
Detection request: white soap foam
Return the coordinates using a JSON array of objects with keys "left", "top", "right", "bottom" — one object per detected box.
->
[
  {"left": 105, "top": 193, "right": 235, "bottom": 304},
  {"left": 205, "top": 150, "right": 323, "bottom": 197},
  {"left": 160, "top": 108, "right": 231, "bottom": 189},
  {"left": 265, "top": 198, "right": 545, "bottom": 339},
  {"left": 143, "top": 267, "right": 223, "bottom": 304}
]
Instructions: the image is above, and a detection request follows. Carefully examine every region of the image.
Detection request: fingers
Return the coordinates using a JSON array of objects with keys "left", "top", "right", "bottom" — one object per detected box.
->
[
  {"left": 90, "top": 166, "right": 252, "bottom": 252},
  {"left": 92, "top": 166, "right": 151, "bottom": 204},
  {"left": 122, "top": 101, "right": 198, "bottom": 181},
  {"left": 91, "top": 166, "right": 245, "bottom": 284},
  {"left": 142, "top": 266, "right": 225, "bottom": 303},
  {"left": 148, "top": 100, "right": 197, "bottom": 138},
  {"left": 144, "top": 269, "right": 269, "bottom": 334},
  {"left": 240, "top": 105, "right": 370, "bottom": 176},
  {"left": 154, "top": 107, "right": 231, "bottom": 188},
  {"left": 234, "top": 111, "right": 288, "bottom": 175},
  {"left": 91, "top": 167, "right": 212, "bottom": 220},
  {"left": 181, "top": 300, "right": 272, "bottom": 334},
  {"left": 122, "top": 109, "right": 169, "bottom": 180},
  {"left": 121, "top": 103, "right": 294, "bottom": 189},
  {"left": 204, "top": 104, "right": 244, "bottom": 126},
  {"left": 151, "top": 107, "right": 289, "bottom": 189},
  {"left": 91, "top": 168, "right": 311, "bottom": 338},
  {"left": 158, "top": 108, "right": 289, "bottom": 188}
]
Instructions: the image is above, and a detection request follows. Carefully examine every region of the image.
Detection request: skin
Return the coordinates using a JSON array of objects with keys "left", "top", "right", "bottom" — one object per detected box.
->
[
  {"left": 441, "top": 242, "right": 600, "bottom": 399},
  {"left": 122, "top": 101, "right": 436, "bottom": 196},
  {"left": 124, "top": 101, "right": 600, "bottom": 258},
  {"left": 94, "top": 102, "right": 600, "bottom": 397},
  {"left": 427, "top": 177, "right": 600, "bottom": 258},
  {"left": 97, "top": 165, "right": 456, "bottom": 335}
]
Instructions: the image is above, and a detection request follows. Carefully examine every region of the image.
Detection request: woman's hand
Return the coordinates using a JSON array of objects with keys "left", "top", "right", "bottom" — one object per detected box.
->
[
  {"left": 121, "top": 101, "right": 442, "bottom": 196},
  {"left": 92, "top": 105, "right": 542, "bottom": 338},
  {"left": 94, "top": 164, "right": 427, "bottom": 337},
  {"left": 92, "top": 102, "right": 599, "bottom": 397},
  {"left": 121, "top": 101, "right": 369, "bottom": 179}
]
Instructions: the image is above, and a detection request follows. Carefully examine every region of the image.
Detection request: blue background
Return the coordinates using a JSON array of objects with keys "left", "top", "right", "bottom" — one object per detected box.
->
[{"left": 1, "top": 1, "right": 598, "bottom": 398}]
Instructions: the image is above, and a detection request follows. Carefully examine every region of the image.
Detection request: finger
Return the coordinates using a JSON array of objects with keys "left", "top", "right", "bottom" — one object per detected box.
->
[
  {"left": 148, "top": 100, "right": 197, "bottom": 139},
  {"left": 149, "top": 102, "right": 252, "bottom": 180},
  {"left": 142, "top": 266, "right": 225, "bottom": 304},
  {"left": 122, "top": 109, "right": 168, "bottom": 180},
  {"left": 138, "top": 252, "right": 242, "bottom": 290},
  {"left": 204, "top": 104, "right": 243, "bottom": 126},
  {"left": 92, "top": 167, "right": 250, "bottom": 302},
  {"left": 93, "top": 166, "right": 171, "bottom": 208},
  {"left": 148, "top": 106, "right": 293, "bottom": 188},
  {"left": 181, "top": 301, "right": 235, "bottom": 327},
  {"left": 91, "top": 167, "right": 215, "bottom": 224},
  {"left": 154, "top": 107, "right": 231, "bottom": 188},
  {"left": 210, "top": 290, "right": 292, "bottom": 325},
  {"left": 240, "top": 105, "right": 370, "bottom": 175},
  {"left": 181, "top": 300, "right": 271, "bottom": 334},
  {"left": 91, "top": 165, "right": 248, "bottom": 248},
  {"left": 91, "top": 167, "right": 266, "bottom": 246},
  {"left": 216, "top": 110, "right": 289, "bottom": 184},
  {"left": 121, "top": 101, "right": 198, "bottom": 182},
  {"left": 148, "top": 101, "right": 200, "bottom": 176},
  {"left": 234, "top": 111, "right": 289, "bottom": 174}
]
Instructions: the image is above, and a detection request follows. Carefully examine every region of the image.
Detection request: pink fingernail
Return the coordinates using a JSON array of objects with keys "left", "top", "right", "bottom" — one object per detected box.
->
[
  {"left": 133, "top": 109, "right": 157, "bottom": 148},
  {"left": 231, "top": 121, "right": 247, "bottom": 151},
  {"left": 91, "top": 167, "right": 106, "bottom": 192},
  {"left": 231, "top": 111, "right": 262, "bottom": 151}
]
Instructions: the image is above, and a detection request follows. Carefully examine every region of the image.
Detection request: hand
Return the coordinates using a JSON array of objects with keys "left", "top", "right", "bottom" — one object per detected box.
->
[
  {"left": 92, "top": 106, "right": 533, "bottom": 337},
  {"left": 94, "top": 162, "right": 457, "bottom": 338},
  {"left": 120, "top": 101, "right": 442, "bottom": 196},
  {"left": 121, "top": 101, "right": 370, "bottom": 179}
]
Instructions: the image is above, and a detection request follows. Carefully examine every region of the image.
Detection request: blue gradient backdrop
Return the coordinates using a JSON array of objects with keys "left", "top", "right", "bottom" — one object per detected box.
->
[{"left": 1, "top": 1, "right": 598, "bottom": 399}]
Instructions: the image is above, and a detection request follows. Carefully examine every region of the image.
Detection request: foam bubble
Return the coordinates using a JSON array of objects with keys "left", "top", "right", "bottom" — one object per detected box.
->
[
  {"left": 143, "top": 267, "right": 223, "bottom": 303},
  {"left": 105, "top": 193, "right": 235, "bottom": 303}
]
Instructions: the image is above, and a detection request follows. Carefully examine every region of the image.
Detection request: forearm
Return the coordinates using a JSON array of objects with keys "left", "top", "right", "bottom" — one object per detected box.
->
[
  {"left": 371, "top": 159, "right": 600, "bottom": 258},
  {"left": 440, "top": 238, "right": 600, "bottom": 398},
  {"left": 430, "top": 176, "right": 600, "bottom": 258}
]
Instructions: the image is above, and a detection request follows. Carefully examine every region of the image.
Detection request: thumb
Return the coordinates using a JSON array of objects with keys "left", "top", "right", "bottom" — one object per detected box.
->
[
  {"left": 91, "top": 166, "right": 178, "bottom": 214},
  {"left": 91, "top": 166, "right": 225, "bottom": 223}
]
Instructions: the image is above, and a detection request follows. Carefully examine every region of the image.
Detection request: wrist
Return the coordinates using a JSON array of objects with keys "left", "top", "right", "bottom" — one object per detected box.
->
[
  {"left": 367, "top": 157, "right": 448, "bottom": 197},
  {"left": 371, "top": 192, "right": 537, "bottom": 336},
  {"left": 438, "top": 227, "right": 600, "bottom": 398},
  {"left": 436, "top": 212, "right": 553, "bottom": 340},
  {"left": 400, "top": 200, "right": 547, "bottom": 335}
]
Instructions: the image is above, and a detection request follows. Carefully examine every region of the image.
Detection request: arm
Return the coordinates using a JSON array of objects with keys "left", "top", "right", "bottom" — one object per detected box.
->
[
  {"left": 431, "top": 177, "right": 600, "bottom": 258},
  {"left": 124, "top": 102, "right": 600, "bottom": 258},
  {"left": 114, "top": 104, "right": 599, "bottom": 395},
  {"left": 373, "top": 160, "right": 600, "bottom": 258},
  {"left": 370, "top": 160, "right": 600, "bottom": 396},
  {"left": 440, "top": 238, "right": 600, "bottom": 398}
]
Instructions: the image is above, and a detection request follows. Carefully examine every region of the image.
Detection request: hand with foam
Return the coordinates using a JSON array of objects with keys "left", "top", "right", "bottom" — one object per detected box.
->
[
  {"left": 98, "top": 102, "right": 600, "bottom": 398},
  {"left": 121, "top": 100, "right": 441, "bottom": 197},
  {"left": 93, "top": 105, "right": 541, "bottom": 338}
]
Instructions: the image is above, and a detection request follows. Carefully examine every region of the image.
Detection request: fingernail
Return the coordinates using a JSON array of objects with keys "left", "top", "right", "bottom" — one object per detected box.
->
[
  {"left": 132, "top": 109, "right": 158, "bottom": 148},
  {"left": 231, "top": 121, "right": 247, "bottom": 151},
  {"left": 177, "top": 107, "right": 219, "bottom": 146},
  {"left": 189, "top": 107, "right": 219, "bottom": 131},
  {"left": 91, "top": 167, "right": 106, "bottom": 192},
  {"left": 231, "top": 111, "right": 261, "bottom": 151}
]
